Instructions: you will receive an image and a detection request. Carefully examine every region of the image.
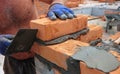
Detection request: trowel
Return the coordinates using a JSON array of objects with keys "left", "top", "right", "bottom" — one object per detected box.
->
[
  {"left": 5, "top": 28, "right": 89, "bottom": 55},
  {"left": 5, "top": 29, "right": 38, "bottom": 55}
]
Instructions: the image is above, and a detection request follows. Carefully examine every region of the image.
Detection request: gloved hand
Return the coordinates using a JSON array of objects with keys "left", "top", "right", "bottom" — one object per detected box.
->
[
  {"left": 0, "top": 34, "right": 14, "bottom": 55},
  {"left": 47, "top": 3, "right": 76, "bottom": 20}
]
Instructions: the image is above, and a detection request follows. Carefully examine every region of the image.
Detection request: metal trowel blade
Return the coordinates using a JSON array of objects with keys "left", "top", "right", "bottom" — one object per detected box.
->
[{"left": 5, "top": 29, "right": 38, "bottom": 55}]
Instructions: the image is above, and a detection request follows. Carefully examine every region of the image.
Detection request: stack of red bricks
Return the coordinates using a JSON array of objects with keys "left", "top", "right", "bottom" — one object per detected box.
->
[{"left": 30, "top": 14, "right": 120, "bottom": 74}]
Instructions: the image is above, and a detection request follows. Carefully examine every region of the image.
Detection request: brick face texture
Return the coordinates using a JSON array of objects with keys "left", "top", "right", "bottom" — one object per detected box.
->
[
  {"left": 65, "top": 0, "right": 84, "bottom": 8},
  {"left": 65, "top": 1, "right": 80, "bottom": 8},
  {"left": 109, "top": 32, "right": 120, "bottom": 40},
  {"left": 78, "top": 24, "right": 103, "bottom": 43},
  {"left": 32, "top": 40, "right": 89, "bottom": 70},
  {"left": 31, "top": 16, "right": 120, "bottom": 74},
  {"left": 31, "top": 3, "right": 120, "bottom": 73},
  {"left": 30, "top": 15, "right": 88, "bottom": 41}
]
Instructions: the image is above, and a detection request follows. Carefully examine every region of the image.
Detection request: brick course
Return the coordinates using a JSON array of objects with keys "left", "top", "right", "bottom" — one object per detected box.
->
[
  {"left": 78, "top": 24, "right": 103, "bottom": 43},
  {"left": 30, "top": 15, "right": 88, "bottom": 41},
  {"left": 32, "top": 40, "right": 89, "bottom": 70}
]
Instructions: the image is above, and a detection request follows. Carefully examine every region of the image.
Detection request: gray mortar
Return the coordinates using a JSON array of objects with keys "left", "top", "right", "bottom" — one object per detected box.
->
[{"left": 72, "top": 46, "right": 120, "bottom": 73}]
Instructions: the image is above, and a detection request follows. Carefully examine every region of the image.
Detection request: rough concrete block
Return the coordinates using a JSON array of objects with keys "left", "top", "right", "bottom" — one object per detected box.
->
[
  {"left": 32, "top": 39, "right": 89, "bottom": 70},
  {"left": 30, "top": 15, "right": 88, "bottom": 41},
  {"left": 78, "top": 24, "right": 103, "bottom": 43}
]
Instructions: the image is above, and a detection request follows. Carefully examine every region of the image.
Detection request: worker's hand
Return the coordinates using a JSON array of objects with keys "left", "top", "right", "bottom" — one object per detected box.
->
[
  {"left": 47, "top": 3, "right": 76, "bottom": 20},
  {"left": 0, "top": 34, "right": 14, "bottom": 55}
]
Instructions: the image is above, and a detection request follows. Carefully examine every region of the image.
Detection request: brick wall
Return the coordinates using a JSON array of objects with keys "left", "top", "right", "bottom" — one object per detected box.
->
[{"left": 30, "top": 14, "right": 120, "bottom": 74}]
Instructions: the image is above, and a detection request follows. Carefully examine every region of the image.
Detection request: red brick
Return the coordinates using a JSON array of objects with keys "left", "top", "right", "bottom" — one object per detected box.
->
[
  {"left": 32, "top": 40, "right": 89, "bottom": 70},
  {"left": 65, "top": 1, "right": 80, "bottom": 8},
  {"left": 78, "top": 24, "right": 103, "bottom": 43},
  {"left": 99, "top": 0, "right": 115, "bottom": 3},
  {"left": 109, "top": 32, "right": 120, "bottom": 41},
  {"left": 80, "top": 62, "right": 105, "bottom": 74},
  {"left": 30, "top": 15, "right": 88, "bottom": 41}
]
